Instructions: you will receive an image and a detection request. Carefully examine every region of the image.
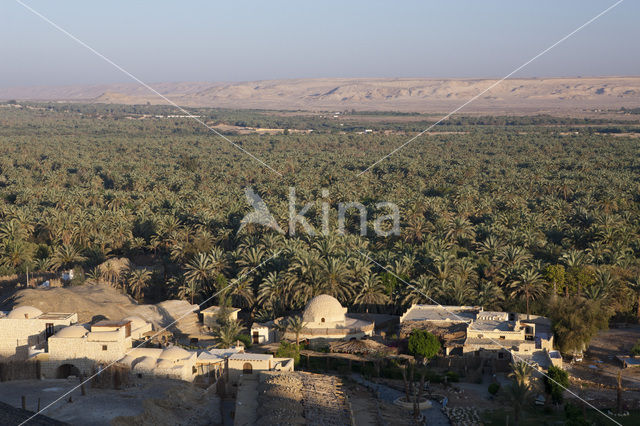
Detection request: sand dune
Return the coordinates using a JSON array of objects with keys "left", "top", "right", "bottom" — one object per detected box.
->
[{"left": 1, "top": 77, "right": 639, "bottom": 112}]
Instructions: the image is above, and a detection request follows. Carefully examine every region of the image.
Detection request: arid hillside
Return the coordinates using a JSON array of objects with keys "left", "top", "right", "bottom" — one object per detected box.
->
[{"left": 1, "top": 77, "right": 639, "bottom": 113}]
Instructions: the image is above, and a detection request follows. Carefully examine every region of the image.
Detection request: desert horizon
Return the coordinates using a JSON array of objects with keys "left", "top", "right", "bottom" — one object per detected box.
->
[{"left": 2, "top": 75, "right": 639, "bottom": 114}]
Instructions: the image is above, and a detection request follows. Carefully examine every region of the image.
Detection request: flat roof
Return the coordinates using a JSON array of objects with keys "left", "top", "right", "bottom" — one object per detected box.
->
[
  {"left": 201, "top": 305, "right": 241, "bottom": 315},
  {"left": 465, "top": 338, "right": 528, "bottom": 348},
  {"left": 229, "top": 353, "right": 273, "bottom": 361},
  {"left": 402, "top": 305, "right": 479, "bottom": 323},
  {"left": 469, "top": 319, "right": 515, "bottom": 332},
  {"left": 34, "top": 312, "right": 76, "bottom": 320},
  {"left": 93, "top": 319, "right": 131, "bottom": 327}
]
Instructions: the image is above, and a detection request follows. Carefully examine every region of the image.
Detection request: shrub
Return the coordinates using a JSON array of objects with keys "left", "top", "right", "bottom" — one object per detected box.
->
[
  {"left": 444, "top": 371, "right": 459, "bottom": 383},
  {"left": 407, "top": 329, "right": 441, "bottom": 360},
  {"left": 488, "top": 382, "right": 500, "bottom": 395},
  {"left": 631, "top": 339, "right": 640, "bottom": 356},
  {"left": 564, "top": 402, "right": 589, "bottom": 426},
  {"left": 276, "top": 341, "right": 300, "bottom": 365},
  {"left": 236, "top": 333, "right": 252, "bottom": 348},
  {"left": 70, "top": 266, "right": 85, "bottom": 286},
  {"left": 544, "top": 365, "right": 569, "bottom": 405}
]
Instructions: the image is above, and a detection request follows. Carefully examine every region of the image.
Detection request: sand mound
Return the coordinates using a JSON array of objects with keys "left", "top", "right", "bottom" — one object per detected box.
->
[{"left": 6, "top": 283, "right": 199, "bottom": 331}]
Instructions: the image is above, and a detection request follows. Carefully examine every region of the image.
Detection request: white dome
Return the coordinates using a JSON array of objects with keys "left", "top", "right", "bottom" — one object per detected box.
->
[
  {"left": 7, "top": 306, "right": 43, "bottom": 319},
  {"left": 302, "top": 295, "right": 347, "bottom": 324},
  {"left": 54, "top": 325, "right": 88, "bottom": 338},
  {"left": 159, "top": 346, "right": 191, "bottom": 361},
  {"left": 132, "top": 356, "right": 157, "bottom": 371}
]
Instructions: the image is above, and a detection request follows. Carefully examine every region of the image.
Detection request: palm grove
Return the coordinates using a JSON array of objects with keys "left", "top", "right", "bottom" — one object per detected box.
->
[{"left": 1, "top": 103, "right": 639, "bottom": 355}]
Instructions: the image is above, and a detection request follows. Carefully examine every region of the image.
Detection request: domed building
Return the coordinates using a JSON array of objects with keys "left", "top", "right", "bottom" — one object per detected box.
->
[
  {"left": 256, "top": 294, "right": 374, "bottom": 344},
  {"left": 302, "top": 294, "right": 347, "bottom": 326},
  {"left": 7, "top": 306, "right": 43, "bottom": 320}
]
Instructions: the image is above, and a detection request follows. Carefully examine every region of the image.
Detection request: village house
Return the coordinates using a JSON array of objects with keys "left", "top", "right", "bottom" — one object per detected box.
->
[
  {"left": 1, "top": 305, "right": 294, "bottom": 383},
  {"left": 200, "top": 305, "right": 241, "bottom": 329},
  {"left": 400, "top": 304, "right": 560, "bottom": 368},
  {"left": 120, "top": 346, "right": 198, "bottom": 382},
  {"left": 227, "top": 352, "right": 294, "bottom": 384},
  {"left": 0, "top": 306, "right": 77, "bottom": 360}
]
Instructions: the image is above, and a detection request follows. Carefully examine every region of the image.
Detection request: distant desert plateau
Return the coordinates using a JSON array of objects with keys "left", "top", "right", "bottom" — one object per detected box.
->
[{"left": 1, "top": 77, "right": 639, "bottom": 113}]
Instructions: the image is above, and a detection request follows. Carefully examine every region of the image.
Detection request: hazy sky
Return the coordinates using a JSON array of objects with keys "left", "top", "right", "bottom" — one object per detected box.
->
[{"left": 1, "top": 0, "right": 638, "bottom": 88}]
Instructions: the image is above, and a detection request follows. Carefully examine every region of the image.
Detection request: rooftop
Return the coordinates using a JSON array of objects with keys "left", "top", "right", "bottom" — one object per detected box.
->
[
  {"left": 464, "top": 337, "right": 526, "bottom": 349},
  {"left": 469, "top": 319, "right": 516, "bottom": 332},
  {"left": 401, "top": 305, "right": 479, "bottom": 323},
  {"left": 92, "top": 320, "right": 131, "bottom": 328},
  {"left": 36, "top": 313, "right": 76, "bottom": 321},
  {"left": 200, "top": 305, "right": 241, "bottom": 314},
  {"left": 229, "top": 353, "right": 273, "bottom": 361}
]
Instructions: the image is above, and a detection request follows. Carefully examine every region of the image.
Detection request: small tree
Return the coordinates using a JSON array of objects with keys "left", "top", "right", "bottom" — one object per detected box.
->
[
  {"left": 407, "top": 329, "right": 441, "bottom": 361},
  {"left": 544, "top": 365, "right": 569, "bottom": 405},
  {"left": 630, "top": 339, "right": 640, "bottom": 356},
  {"left": 286, "top": 315, "right": 306, "bottom": 347}
]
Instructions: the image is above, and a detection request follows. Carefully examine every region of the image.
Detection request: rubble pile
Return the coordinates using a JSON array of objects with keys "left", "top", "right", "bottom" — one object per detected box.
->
[{"left": 257, "top": 373, "right": 305, "bottom": 425}]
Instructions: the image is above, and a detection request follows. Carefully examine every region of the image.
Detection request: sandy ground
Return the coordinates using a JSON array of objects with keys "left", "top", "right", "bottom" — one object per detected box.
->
[
  {"left": 564, "top": 325, "right": 640, "bottom": 391},
  {"left": 0, "top": 377, "right": 218, "bottom": 426}
]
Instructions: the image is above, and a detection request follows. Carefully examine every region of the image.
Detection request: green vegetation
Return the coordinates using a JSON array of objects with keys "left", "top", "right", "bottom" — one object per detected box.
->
[
  {"left": 631, "top": 339, "right": 640, "bottom": 356},
  {"left": 275, "top": 341, "right": 300, "bottom": 365},
  {"left": 0, "top": 104, "right": 639, "bottom": 355},
  {"left": 488, "top": 382, "right": 500, "bottom": 395},
  {"left": 544, "top": 365, "right": 570, "bottom": 405},
  {"left": 407, "top": 329, "right": 441, "bottom": 360}
]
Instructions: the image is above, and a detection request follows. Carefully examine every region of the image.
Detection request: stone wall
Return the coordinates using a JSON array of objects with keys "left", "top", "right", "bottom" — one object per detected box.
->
[{"left": 0, "top": 316, "right": 76, "bottom": 360}]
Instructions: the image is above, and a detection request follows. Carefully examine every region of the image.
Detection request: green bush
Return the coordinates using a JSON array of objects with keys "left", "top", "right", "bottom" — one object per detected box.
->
[
  {"left": 445, "top": 371, "right": 459, "bottom": 383},
  {"left": 236, "top": 334, "right": 252, "bottom": 349},
  {"left": 69, "top": 266, "right": 85, "bottom": 286},
  {"left": 564, "top": 402, "right": 589, "bottom": 426},
  {"left": 544, "top": 365, "right": 569, "bottom": 404},
  {"left": 407, "top": 329, "right": 441, "bottom": 360},
  {"left": 276, "top": 341, "right": 300, "bottom": 365},
  {"left": 631, "top": 339, "right": 640, "bottom": 356},
  {"left": 488, "top": 383, "right": 500, "bottom": 395}
]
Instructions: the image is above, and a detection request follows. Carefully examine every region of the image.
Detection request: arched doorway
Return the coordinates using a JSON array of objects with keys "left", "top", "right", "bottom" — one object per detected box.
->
[
  {"left": 57, "top": 364, "right": 81, "bottom": 378},
  {"left": 242, "top": 362, "right": 253, "bottom": 374}
]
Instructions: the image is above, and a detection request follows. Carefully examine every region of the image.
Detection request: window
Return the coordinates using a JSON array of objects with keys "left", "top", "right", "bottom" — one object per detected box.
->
[
  {"left": 243, "top": 362, "right": 253, "bottom": 374},
  {"left": 102, "top": 345, "right": 108, "bottom": 351},
  {"left": 499, "top": 336, "right": 506, "bottom": 340},
  {"left": 321, "top": 318, "right": 325, "bottom": 323},
  {"left": 45, "top": 323, "right": 55, "bottom": 339},
  {"left": 192, "top": 366, "right": 197, "bottom": 374},
  {"left": 477, "top": 334, "right": 483, "bottom": 339}
]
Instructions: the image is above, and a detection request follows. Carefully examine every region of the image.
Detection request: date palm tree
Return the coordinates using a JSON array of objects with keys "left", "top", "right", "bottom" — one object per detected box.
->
[
  {"left": 51, "top": 244, "right": 86, "bottom": 271},
  {"left": 354, "top": 273, "right": 389, "bottom": 312},
  {"left": 212, "top": 320, "right": 244, "bottom": 349},
  {"left": 127, "top": 268, "right": 152, "bottom": 301},
  {"left": 509, "top": 269, "right": 545, "bottom": 320},
  {"left": 318, "top": 257, "right": 354, "bottom": 302},
  {"left": 286, "top": 315, "right": 306, "bottom": 346},
  {"left": 184, "top": 252, "right": 215, "bottom": 295},
  {"left": 627, "top": 276, "right": 640, "bottom": 321}
]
